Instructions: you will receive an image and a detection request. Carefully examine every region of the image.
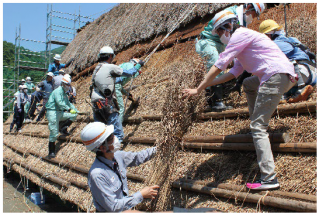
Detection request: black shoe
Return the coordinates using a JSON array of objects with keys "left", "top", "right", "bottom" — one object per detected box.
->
[
  {"left": 60, "top": 126, "right": 70, "bottom": 135},
  {"left": 48, "top": 142, "right": 56, "bottom": 158},
  {"left": 211, "top": 102, "right": 227, "bottom": 112},
  {"left": 246, "top": 177, "right": 280, "bottom": 190}
]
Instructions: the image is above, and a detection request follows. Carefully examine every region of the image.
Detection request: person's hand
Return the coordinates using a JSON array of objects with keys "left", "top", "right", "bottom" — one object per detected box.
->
[
  {"left": 138, "top": 70, "right": 142, "bottom": 75},
  {"left": 70, "top": 109, "right": 77, "bottom": 114},
  {"left": 138, "top": 60, "right": 145, "bottom": 67},
  {"left": 36, "top": 87, "right": 40, "bottom": 92},
  {"left": 181, "top": 88, "right": 199, "bottom": 99},
  {"left": 18, "top": 108, "right": 22, "bottom": 113},
  {"left": 140, "top": 185, "right": 159, "bottom": 199}
]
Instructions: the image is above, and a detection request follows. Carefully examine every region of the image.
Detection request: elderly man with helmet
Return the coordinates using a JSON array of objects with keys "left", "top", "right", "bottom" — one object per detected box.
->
[
  {"left": 259, "top": 19, "right": 317, "bottom": 103},
  {"left": 115, "top": 58, "right": 145, "bottom": 123},
  {"left": 90, "top": 46, "right": 142, "bottom": 143},
  {"left": 81, "top": 122, "right": 159, "bottom": 212},
  {"left": 196, "top": 3, "right": 266, "bottom": 112},
  {"left": 48, "top": 54, "right": 74, "bottom": 76},
  {"left": 45, "top": 75, "right": 78, "bottom": 158},
  {"left": 183, "top": 10, "right": 297, "bottom": 190}
]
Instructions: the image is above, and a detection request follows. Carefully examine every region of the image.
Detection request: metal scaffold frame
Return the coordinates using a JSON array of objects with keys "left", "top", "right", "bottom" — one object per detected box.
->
[{"left": 3, "top": 4, "right": 94, "bottom": 119}]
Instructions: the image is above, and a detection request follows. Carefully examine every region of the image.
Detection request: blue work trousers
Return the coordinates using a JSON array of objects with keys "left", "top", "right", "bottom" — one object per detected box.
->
[{"left": 93, "top": 106, "right": 124, "bottom": 142}]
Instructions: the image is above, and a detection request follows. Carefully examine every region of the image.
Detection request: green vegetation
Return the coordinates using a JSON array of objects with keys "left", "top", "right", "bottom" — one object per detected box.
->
[{"left": 3, "top": 41, "right": 66, "bottom": 122}]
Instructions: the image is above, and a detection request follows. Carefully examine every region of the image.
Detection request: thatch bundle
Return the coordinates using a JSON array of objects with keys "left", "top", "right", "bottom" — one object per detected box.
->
[{"left": 142, "top": 57, "right": 206, "bottom": 211}]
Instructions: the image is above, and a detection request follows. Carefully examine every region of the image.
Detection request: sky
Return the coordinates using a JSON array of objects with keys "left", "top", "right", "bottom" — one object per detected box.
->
[{"left": 3, "top": 3, "right": 118, "bottom": 51}]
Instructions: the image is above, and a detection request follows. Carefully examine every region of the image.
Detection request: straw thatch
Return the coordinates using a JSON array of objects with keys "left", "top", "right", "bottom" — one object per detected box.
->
[
  {"left": 3, "top": 3, "right": 317, "bottom": 213},
  {"left": 62, "top": 3, "right": 232, "bottom": 74}
]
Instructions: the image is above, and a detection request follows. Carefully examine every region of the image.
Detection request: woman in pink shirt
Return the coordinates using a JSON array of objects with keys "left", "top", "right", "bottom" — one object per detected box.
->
[{"left": 182, "top": 18, "right": 297, "bottom": 190}]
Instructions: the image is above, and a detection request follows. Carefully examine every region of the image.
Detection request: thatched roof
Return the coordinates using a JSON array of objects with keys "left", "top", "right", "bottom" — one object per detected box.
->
[
  {"left": 3, "top": 3, "right": 317, "bottom": 213},
  {"left": 62, "top": 3, "right": 231, "bottom": 74}
]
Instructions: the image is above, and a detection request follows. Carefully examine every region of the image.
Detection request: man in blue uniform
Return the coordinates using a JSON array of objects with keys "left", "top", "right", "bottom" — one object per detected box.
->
[
  {"left": 81, "top": 122, "right": 159, "bottom": 212},
  {"left": 47, "top": 54, "right": 74, "bottom": 76}
]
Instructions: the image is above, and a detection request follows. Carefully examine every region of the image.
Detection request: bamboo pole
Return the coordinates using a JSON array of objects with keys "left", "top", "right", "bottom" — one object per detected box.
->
[
  {"left": 182, "top": 142, "right": 316, "bottom": 153},
  {"left": 183, "top": 133, "right": 290, "bottom": 143},
  {"left": 198, "top": 102, "right": 316, "bottom": 120},
  {"left": 4, "top": 132, "right": 316, "bottom": 153},
  {"left": 3, "top": 157, "right": 71, "bottom": 188},
  {"left": 124, "top": 133, "right": 290, "bottom": 144},
  {"left": 178, "top": 179, "right": 317, "bottom": 203},
  {"left": 3, "top": 102, "right": 316, "bottom": 126},
  {"left": 172, "top": 182, "right": 316, "bottom": 212}
]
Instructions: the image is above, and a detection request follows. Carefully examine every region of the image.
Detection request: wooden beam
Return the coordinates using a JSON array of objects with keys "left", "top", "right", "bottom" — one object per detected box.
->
[
  {"left": 198, "top": 102, "right": 316, "bottom": 120},
  {"left": 3, "top": 157, "right": 71, "bottom": 188},
  {"left": 171, "top": 182, "right": 316, "bottom": 212},
  {"left": 178, "top": 179, "right": 317, "bottom": 203},
  {"left": 4, "top": 132, "right": 316, "bottom": 153}
]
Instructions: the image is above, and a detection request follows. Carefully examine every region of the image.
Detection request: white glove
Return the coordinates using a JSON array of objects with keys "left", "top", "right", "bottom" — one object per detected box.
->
[{"left": 36, "top": 87, "right": 40, "bottom": 92}]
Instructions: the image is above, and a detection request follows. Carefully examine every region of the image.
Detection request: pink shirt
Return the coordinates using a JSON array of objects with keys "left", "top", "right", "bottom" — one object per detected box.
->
[{"left": 214, "top": 28, "right": 296, "bottom": 85}]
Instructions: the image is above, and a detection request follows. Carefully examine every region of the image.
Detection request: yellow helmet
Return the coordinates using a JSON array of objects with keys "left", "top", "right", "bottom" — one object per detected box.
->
[{"left": 259, "top": 19, "right": 282, "bottom": 34}]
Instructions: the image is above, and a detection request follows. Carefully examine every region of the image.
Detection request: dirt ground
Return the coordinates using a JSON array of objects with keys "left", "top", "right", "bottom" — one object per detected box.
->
[{"left": 3, "top": 170, "right": 79, "bottom": 213}]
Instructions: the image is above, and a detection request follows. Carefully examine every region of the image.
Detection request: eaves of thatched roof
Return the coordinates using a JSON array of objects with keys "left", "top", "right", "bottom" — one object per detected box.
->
[{"left": 62, "top": 3, "right": 232, "bottom": 74}]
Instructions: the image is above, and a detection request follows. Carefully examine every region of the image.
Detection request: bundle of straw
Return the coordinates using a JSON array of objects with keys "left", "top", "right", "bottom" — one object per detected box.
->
[{"left": 143, "top": 56, "right": 206, "bottom": 211}]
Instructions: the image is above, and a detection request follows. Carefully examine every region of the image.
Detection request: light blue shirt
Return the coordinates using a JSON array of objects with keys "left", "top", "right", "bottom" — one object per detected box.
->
[
  {"left": 273, "top": 35, "right": 310, "bottom": 61},
  {"left": 48, "top": 62, "right": 66, "bottom": 76},
  {"left": 88, "top": 147, "right": 156, "bottom": 212}
]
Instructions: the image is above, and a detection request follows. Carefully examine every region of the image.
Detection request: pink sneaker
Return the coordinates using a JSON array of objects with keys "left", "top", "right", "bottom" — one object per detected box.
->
[{"left": 246, "top": 178, "right": 280, "bottom": 190}]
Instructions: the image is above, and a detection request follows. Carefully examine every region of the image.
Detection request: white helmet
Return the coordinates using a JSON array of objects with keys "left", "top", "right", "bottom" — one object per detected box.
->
[
  {"left": 61, "top": 75, "right": 72, "bottom": 85},
  {"left": 64, "top": 74, "right": 71, "bottom": 79},
  {"left": 211, "top": 11, "right": 238, "bottom": 35},
  {"left": 18, "top": 85, "right": 23, "bottom": 90},
  {"left": 22, "top": 84, "right": 28, "bottom": 89},
  {"left": 47, "top": 72, "right": 54, "bottom": 77},
  {"left": 130, "top": 58, "right": 139, "bottom": 65},
  {"left": 98, "top": 46, "right": 115, "bottom": 59},
  {"left": 252, "top": 3, "right": 266, "bottom": 15},
  {"left": 59, "top": 69, "right": 65, "bottom": 74},
  {"left": 21, "top": 79, "right": 26, "bottom": 82},
  {"left": 14, "top": 92, "right": 19, "bottom": 97},
  {"left": 26, "top": 77, "right": 31, "bottom": 81},
  {"left": 81, "top": 122, "right": 114, "bottom": 152},
  {"left": 54, "top": 54, "right": 62, "bottom": 61}
]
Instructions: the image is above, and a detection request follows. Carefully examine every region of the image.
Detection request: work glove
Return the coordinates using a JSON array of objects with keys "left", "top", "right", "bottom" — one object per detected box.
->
[
  {"left": 36, "top": 87, "right": 40, "bottom": 92},
  {"left": 138, "top": 70, "right": 142, "bottom": 75},
  {"left": 70, "top": 109, "right": 77, "bottom": 114},
  {"left": 138, "top": 60, "right": 145, "bottom": 67},
  {"left": 18, "top": 108, "right": 22, "bottom": 113}
]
